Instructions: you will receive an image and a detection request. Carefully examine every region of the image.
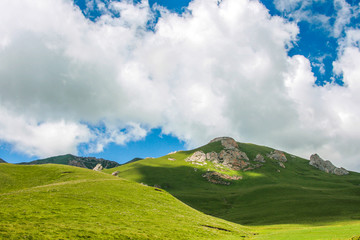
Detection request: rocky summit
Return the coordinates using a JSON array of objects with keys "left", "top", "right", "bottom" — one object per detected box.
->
[
  {"left": 186, "top": 137, "right": 261, "bottom": 171},
  {"left": 209, "top": 137, "right": 239, "bottom": 149},
  {"left": 309, "top": 154, "right": 349, "bottom": 175}
]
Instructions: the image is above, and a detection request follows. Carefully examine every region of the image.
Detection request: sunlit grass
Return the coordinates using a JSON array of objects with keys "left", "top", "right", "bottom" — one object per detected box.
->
[
  {"left": 0, "top": 164, "right": 251, "bottom": 239},
  {"left": 106, "top": 141, "right": 360, "bottom": 239}
]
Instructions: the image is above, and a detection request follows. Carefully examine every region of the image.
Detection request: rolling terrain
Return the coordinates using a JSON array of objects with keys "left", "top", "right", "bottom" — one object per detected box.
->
[
  {"left": 1, "top": 137, "right": 359, "bottom": 239},
  {"left": 18, "top": 154, "right": 119, "bottom": 169},
  {"left": 104, "top": 138, "right": 360, "bottom": 239},
  {"left": 0, "top": 163, "right": 250, "bottom": 239}
]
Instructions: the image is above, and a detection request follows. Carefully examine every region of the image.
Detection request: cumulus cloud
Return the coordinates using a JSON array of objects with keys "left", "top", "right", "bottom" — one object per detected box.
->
[
  {"left": 0, "top": 107, "right": 92, "bottom": 157},
  {"left": 0, "top": 0, "right": 360, "bottom": 170}
]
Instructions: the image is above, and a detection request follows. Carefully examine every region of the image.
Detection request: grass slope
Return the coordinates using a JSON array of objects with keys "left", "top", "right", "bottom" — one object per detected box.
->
[
  {"left": 0, "top": 163, "right": 251, "bottom": 239},
  {"left": 104, "top": 141, "right": 360, "bottom": 239}
]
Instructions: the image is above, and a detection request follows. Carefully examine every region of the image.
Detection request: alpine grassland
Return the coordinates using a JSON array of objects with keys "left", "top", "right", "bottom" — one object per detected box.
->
[
  {"left": 105, "top": 141, "right": 360, "bottom": 239},
  {"left": 0, "top": 163, "right": 251, "bottom": 239}
]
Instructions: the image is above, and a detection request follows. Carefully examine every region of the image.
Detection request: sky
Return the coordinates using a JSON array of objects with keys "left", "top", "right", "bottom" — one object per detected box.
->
[{"left": 0, "top": 0, "right": 360, "bottom": 171}]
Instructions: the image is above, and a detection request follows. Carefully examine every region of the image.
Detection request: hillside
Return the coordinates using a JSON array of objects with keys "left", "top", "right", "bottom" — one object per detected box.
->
[
  {"left": 18, "top": 154, "right": 119, "bottom": 169},
  {"left": 104, "top": 137, "right": 360, "bottom": 240},
  {"left": 0, "top": 163, "right": 251, "bottom": 239},
  {"left": 0, "top": 158, "right": 6, "bottom": 163}
]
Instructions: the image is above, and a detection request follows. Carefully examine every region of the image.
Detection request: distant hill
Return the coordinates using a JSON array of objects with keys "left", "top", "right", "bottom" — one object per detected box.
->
[
  {"left": 18, "top": 154, "right": 119, "bottom": 169},
  {"left": 123, "top": 157, "right": 143, "bottom": 165},
  {"left": 0, "top": 158, "right": 6, "bottom": 163},
  {"left": 104, "top": 137, "right": 360, "bottom": 239}
]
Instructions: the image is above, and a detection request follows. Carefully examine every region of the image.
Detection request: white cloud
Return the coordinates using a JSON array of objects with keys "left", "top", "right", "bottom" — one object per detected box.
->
[
  {"left": 0, "top": 107, "right": 92, "bottom": 157},
  {"left": 0, "top": 0, "right": 360, "bottom": 170},
  {"left": 333, "top": 0, "right": 352, "bottom": 38}
]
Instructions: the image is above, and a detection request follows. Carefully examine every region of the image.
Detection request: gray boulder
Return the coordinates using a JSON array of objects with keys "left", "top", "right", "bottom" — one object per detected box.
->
[
  {"left": 185, "top": 151, "right": 207, "bottom": 166},
  {"left": 254, "top": 154, "right": 265, "bottom": 163},
  {"left": 112, "top": 171, "right": 120, "bottom": 176},
  {"left": 268, "top": 150, "right": 287, "bottom": 162},
  {"left": 93, "top": 163, "right": 103, "bottom": 171},
  {"left": 309, "top": 154, "right": 349, "bottom": 175}
]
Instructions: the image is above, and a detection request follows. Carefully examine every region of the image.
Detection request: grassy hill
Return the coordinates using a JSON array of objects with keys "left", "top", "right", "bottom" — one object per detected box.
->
[
  {"left": 104, "top": 139, "right": 360, "bottom": 240},
  {"left": 18, "top": 154, "right": 119, "bottom": 169},
  {"left": 0, "top": 163, "right": 251, "bottom": 239}
]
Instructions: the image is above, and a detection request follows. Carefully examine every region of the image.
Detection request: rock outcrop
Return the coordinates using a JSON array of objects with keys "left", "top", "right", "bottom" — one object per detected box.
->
[
  {"left": 202, "top": 171, "right": 242, "bottom": 185},
  {"left": 93, "top": 163, "right": 103, "bottom": 171},
  {"left": 185, "top": 151, "right": 207, "bottom": 166},
  {"left": 218, "top": 149, "right": 249, "bottom": 170},
  {"left": 186, "top": 137, "right": 269, "bottom": 171},
  {"left": 254, "top": 154, "right": 265, "bottom": 163},
  {"left": 268, "top": 150, "right": 287, "bottom": 162},
  {"left": 309, "top": 154, "right": 349, "bottom": 175},
  {"left": 112, "top": 171, "right": 120, "bottom": 176},
  {"left": 209, "top": 137, "right": 238, "bottom": 149},
  {"left": 186, "top": 149, "right": 250, "bottom": 170}
]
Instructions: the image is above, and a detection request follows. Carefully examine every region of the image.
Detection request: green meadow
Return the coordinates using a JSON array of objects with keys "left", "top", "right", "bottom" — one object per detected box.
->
[
  {"left": 1, "top": 140, "right": 360, "bottom": 239},
  {"left": 105, "top": 141, "right": 360, "bottom": 239},
  {"left": 0, "top": 164, "right": 250, "bottom": 239}
]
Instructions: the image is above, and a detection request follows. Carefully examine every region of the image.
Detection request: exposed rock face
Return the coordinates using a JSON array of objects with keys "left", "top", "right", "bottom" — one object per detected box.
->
[
  {"left": 112, "top": 171, "right": 120, "bottom": 176},
  {"left": 268, "top": 150, "right": 287, "bottom": 162},
  {"left": 254, "top": 154, "right": 265, "bottom": 163},
  {"left": 185, "top": 151, "right": 207, "bottom": 166},
  {"left": 218, "top": 149, "right": 249, "bottom": 170},
  {"left": 93, "top": 163, "right": 103, "bottom": 171},
  {"left": 309, "top": 154, "right": 349, "bottom": 175},
  {"left": 202, "top": 171, "right": 242, "bottom": 185},
  {"left": 206, "top": 152, "right": 219, "bottom": 163},
  {"left": 168, "top": 158, "right": 176, "bottom": 161},
  {"left": 209, "top": 137, "right": 238, "bottom": 149},
  {"left": 187, "top": 149, "right": 250, "bottom": 170}
]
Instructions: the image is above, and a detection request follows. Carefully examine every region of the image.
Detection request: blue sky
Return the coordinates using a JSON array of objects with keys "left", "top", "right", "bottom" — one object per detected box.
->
[{"left": 0, "top": 0, "right": 360, "bottom": 170}]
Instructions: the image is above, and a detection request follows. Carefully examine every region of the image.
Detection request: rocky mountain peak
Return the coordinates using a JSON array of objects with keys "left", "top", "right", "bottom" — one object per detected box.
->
[{"left": 209, "top": 137, "right": 238, "bottom": 149}]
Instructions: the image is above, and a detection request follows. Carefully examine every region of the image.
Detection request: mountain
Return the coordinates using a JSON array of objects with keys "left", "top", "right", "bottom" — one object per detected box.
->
[
  {"left": 0, "top": 158, "right": 6, "bottom": 163},
  {"left": 123, "top": 157, "right": 143, "bottom": 165},
  {"left": 0, "top": 163, "right": 250, "bottom": 239},
  {"left": 104, "top": 137, "right": 360, "bottom": 240},
  {"left": 18, "top": 154, "right": 119, "bottom": 169}
]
